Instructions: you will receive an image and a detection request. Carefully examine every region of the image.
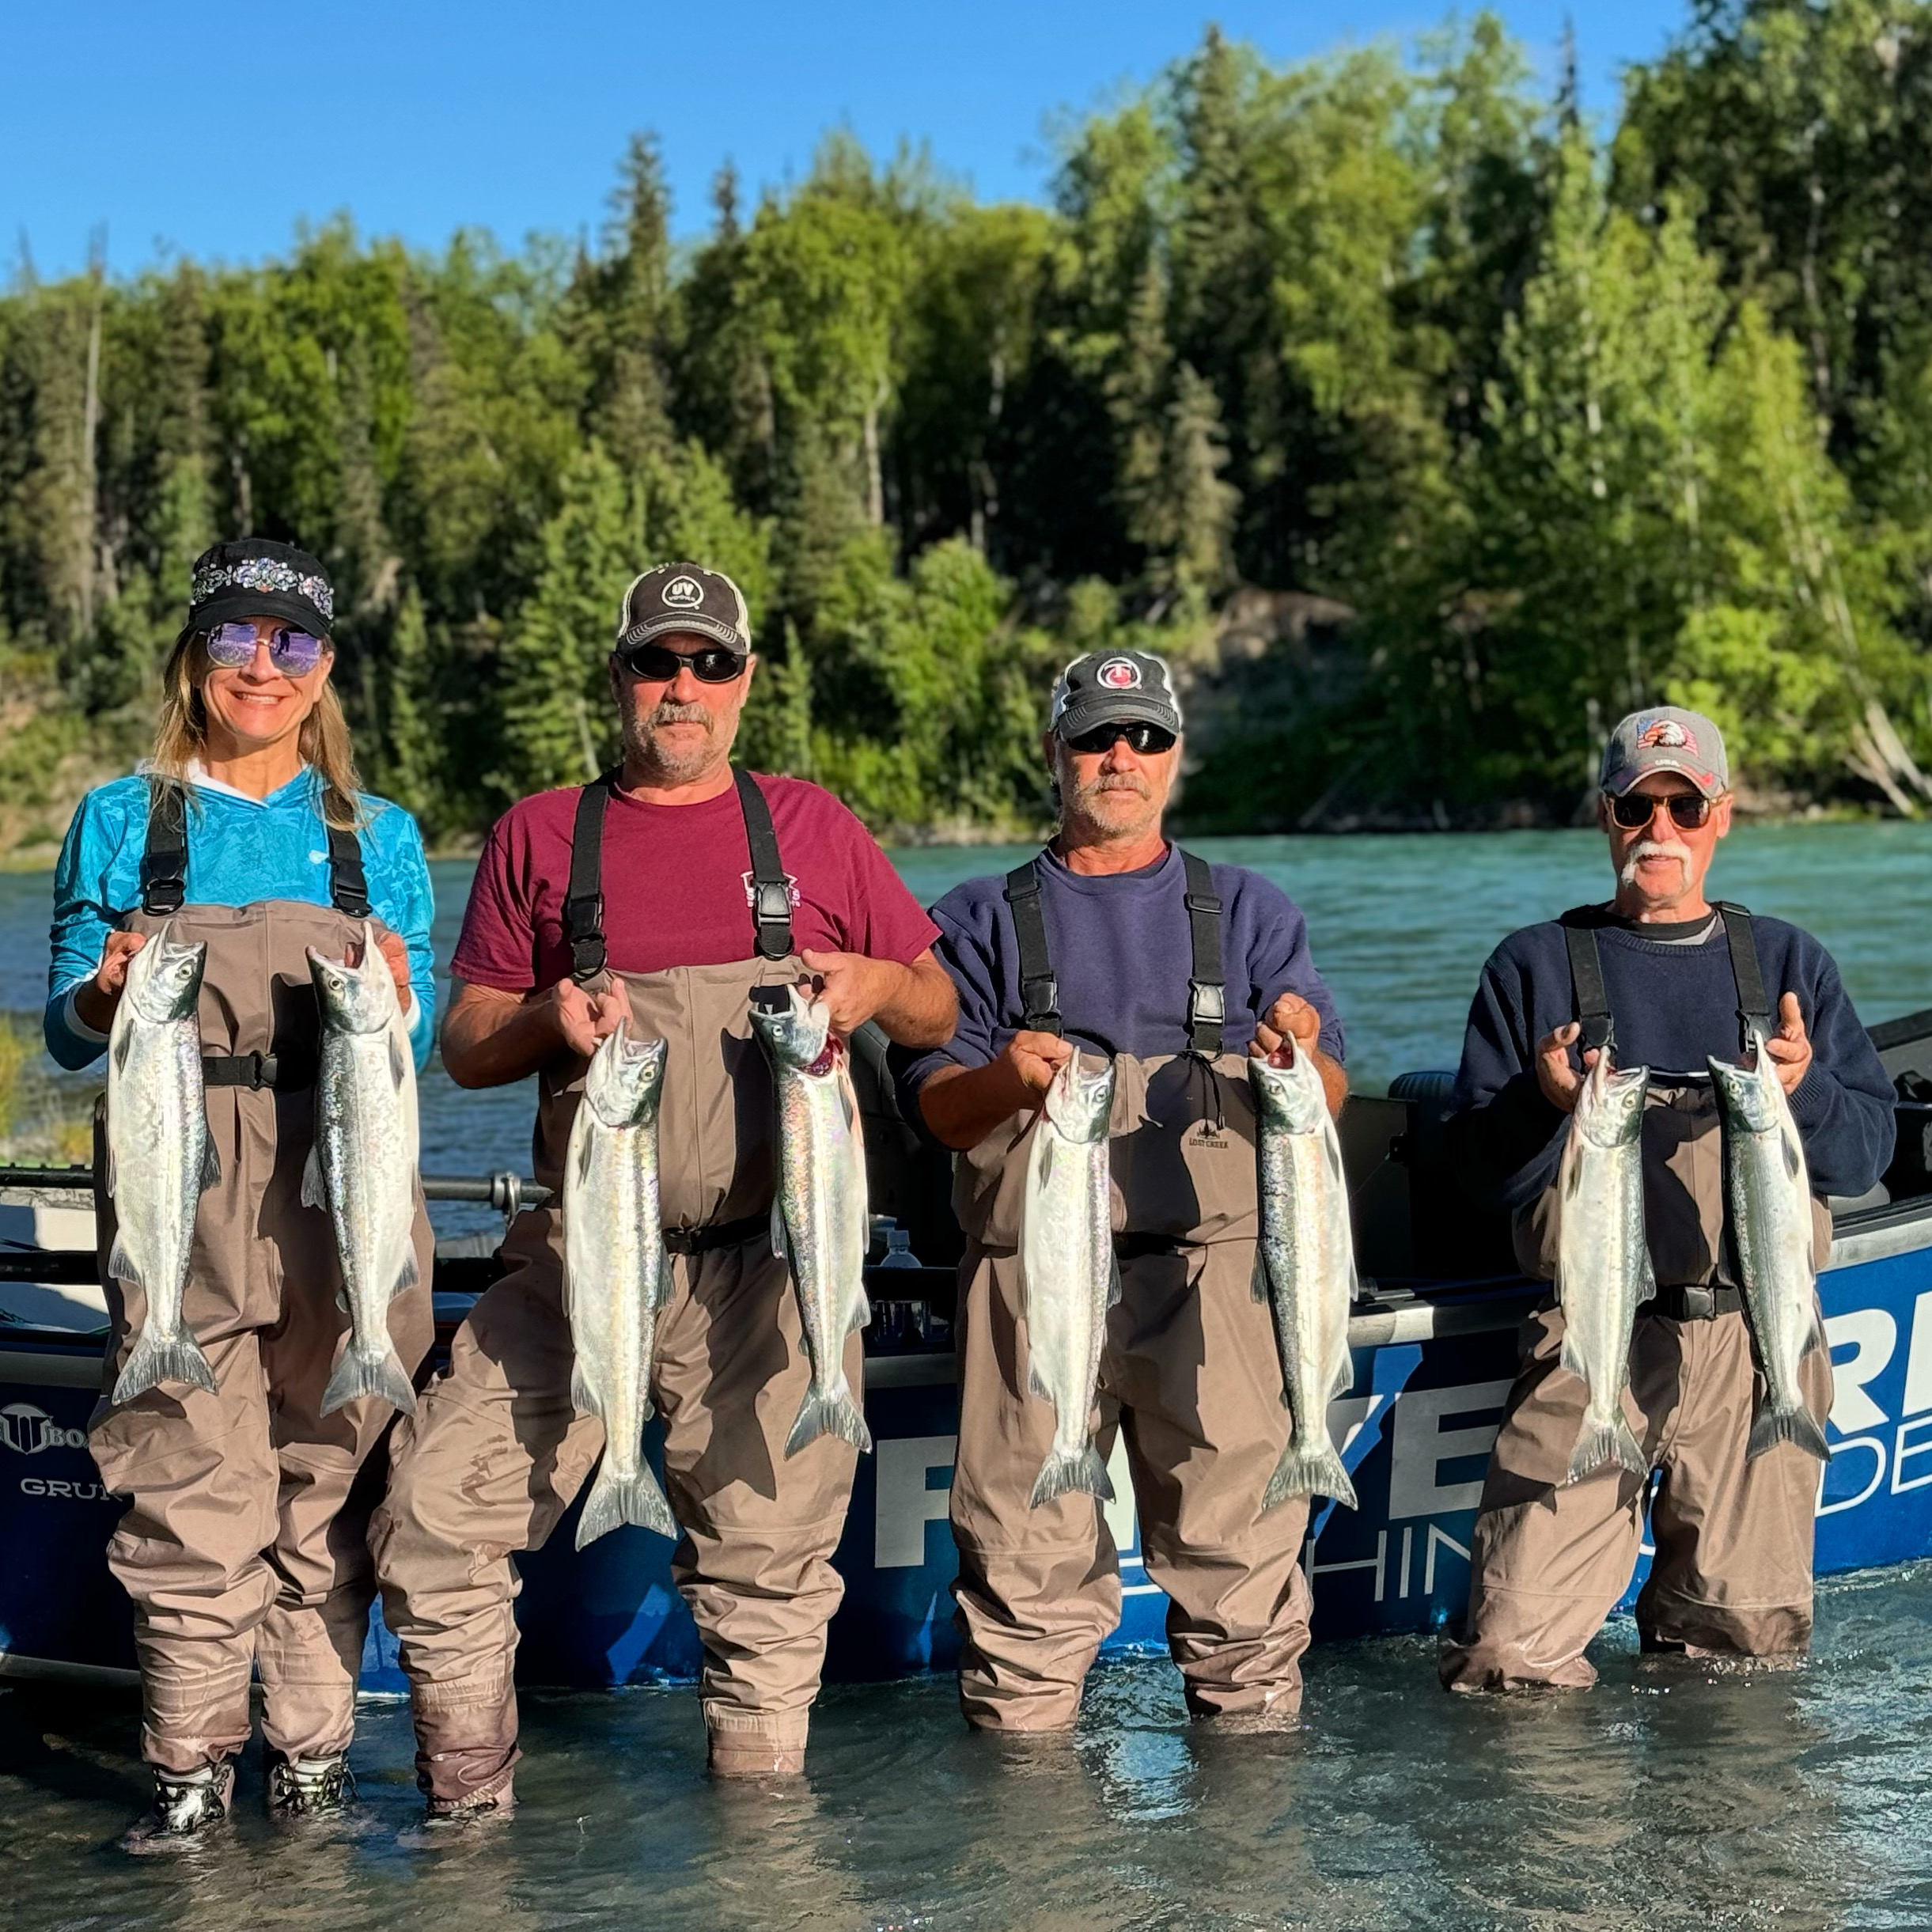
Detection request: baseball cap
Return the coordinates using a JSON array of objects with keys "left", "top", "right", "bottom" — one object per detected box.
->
[
  {"left": 188, "top": 538, "right": 334, "bottom": 640},
  {"left": 1599, "top": 706, "right": 1730, "bottom": 799},
  {"left": 1049, "top": 650, "right": 1184, "bottom": 741},
  {"left": 615, "top": 563, "right": 752, "bottom": 655}
]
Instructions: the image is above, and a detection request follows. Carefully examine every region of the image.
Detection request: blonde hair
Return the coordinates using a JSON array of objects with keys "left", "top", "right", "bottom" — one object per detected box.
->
[{"left": 150, "top": 629, "right": 362, "bottom": 830}]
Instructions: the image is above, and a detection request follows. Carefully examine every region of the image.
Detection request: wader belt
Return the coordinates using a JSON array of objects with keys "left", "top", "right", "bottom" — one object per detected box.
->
[
  {"left": 138, "top": 779, "right": 369, "bottom": 919},
  {"left": 202, "top": 1050, "right": 312, "bottom": 1091},
  {"left": 563, "top": 767, "right": 794, "bottom": 983},
  {"left": 1650, "top": 1283, "right": 1743, "bottom": 1321},
  {"left": 1115, "top": 1230, "right": 1197, "bottom": 1261},
  {"left": 662, "top": 1214, "right": 767, "bottom": 1256},
  {"left": 1559, "top": 903, "right": 1772, "bottom": 1058},
  {"left": 1003, "top": 849, "right": 1225, "bottom": 1053}
]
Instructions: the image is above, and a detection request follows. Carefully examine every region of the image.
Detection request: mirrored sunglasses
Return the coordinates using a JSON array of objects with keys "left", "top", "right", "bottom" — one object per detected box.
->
[
  {"left": 616, "top": 641, "right": 747, "bottom": 684},
  {"left": 204, "top": 621, "right": 327, "bottom": 674},
  {"left": 1062, "top": 720, "right": 1178, "bottom": 756},
  {"left": 1607, "top": 790, "right": 1711, "bottom": 830}
]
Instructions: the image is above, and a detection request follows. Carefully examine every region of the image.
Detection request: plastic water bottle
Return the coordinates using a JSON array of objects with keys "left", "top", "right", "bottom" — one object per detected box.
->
[{"left": 877, "top": 1224, "right": 921, "bottom": 1269}]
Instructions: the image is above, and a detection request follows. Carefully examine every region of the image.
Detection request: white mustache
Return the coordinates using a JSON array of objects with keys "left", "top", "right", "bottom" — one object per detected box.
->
[{"left": 1619, "top": 838, "right": 1692, "bottom": 887}]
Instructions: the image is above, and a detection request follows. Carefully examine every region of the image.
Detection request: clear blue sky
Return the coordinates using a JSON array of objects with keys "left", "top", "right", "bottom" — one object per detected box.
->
[{"left": 8, "top": 1, "right": 1689, "bottom": 285}]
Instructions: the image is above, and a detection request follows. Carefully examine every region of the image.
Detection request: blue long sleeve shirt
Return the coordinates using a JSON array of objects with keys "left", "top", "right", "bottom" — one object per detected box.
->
[
  {"left": 45, "top": 768, "right": 437, "bottom": 1071},
  {"left": 1446, "top": 909, "right": 1896, "bottom": 1210}
]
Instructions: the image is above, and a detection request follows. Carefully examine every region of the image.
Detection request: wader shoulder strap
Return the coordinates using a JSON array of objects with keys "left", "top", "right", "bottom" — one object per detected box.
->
[
  {"left": 1177, "top": 849, "right": 1225, "bottom": 1057},
  {"left": 733, "top": 768, "right": 794, "bottom": 960},
  {"left": 140, "top": 780, "right": 370, "bottom": 920},
  {"left": 324, "top": 820, "right": 369, "bottom": 919},
  {"left": 563, "top": 774, "right": 614, "bottom": 983},
  {"left": 1713, "top": 901, "right": 1775, "bottom": 1047},
  {"left": 1560, "top": 917, "right": 1615, "bottom": 1055},
  {"left": 1002, "top": 859, "right": 1063, "bottom": 1037},
  {"left": 139, "top": 782, "right": 188, "bottom": 915}
]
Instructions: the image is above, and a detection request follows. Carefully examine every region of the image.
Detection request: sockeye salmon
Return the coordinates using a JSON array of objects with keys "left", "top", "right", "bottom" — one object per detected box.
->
[
  {"left": 1020, "top": 1056, "right": 1118, "bottom": 1508},
  {"left": 105, "top": 922, "right": 220, "bottom": 1403},
  {"left": 751, "top": 984, "right": 873, "bottom": 1457},
  {"left": 1710, "top": 1029, "right": 1831, "bottom": 1464},
  {"left": 1555, "top": 1051, "right": 1653, "bottom": 1483},
  {"left": 565, "top": 1020, "right": 680, "bottom": 1547},
  {"left": 305, "top": 920, "right": 422, "bottom": 1416},
  {"left": 1249, "top": 1044, "right": 1358, "bottom": 1511}
]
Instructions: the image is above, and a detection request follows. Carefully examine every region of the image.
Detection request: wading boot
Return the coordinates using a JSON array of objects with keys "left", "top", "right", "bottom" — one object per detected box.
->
[
  {"left": 267, "top": 1751, "right": 355, "bottom": 1817},
  {"left": 420, "top": 1779, "right": 516, "bottom": 1830},
  {"left": 119, "top": 1760, "right": 234, "bottom": 1852}
]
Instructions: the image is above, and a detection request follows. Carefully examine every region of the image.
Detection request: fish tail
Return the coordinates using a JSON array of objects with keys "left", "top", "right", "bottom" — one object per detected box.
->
[
  {"left": 1028, "top": 1444, "right": 1114, "bottom": 1509},
  {"left": 784, "top": 1381, "right": 873, "bottom": 1458},
  {"left": 1747, "top": 1400, "right": 1831, "bottom": 1465},
  {"left": 112, "top": 1322, "right": 218, "bottom": 1404},
  {"left": 574, "top": 1460, "right": 680, "bottom": 1550},
  {"left": 320, "top": 1343, "right": 418, "bottom": 1419},
  {"left": 1566, "top": 1414, "right": 1648, "bottom": 1485},
  {"left": 1262, "top": 1438, "right": 1358, "bottom": 1513}
]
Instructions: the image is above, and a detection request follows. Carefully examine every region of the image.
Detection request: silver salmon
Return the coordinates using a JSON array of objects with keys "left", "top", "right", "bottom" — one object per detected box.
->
[
  {"left": 1249, "top": 1044, "right": 1358, "bottom": 1511},
  {"left": 1710, "top": 1029, "right": 1830, "bottom": 1463},
  {"left": 1555, "top": 1051, "right": 1653, "bottom": 1483},
  {"left": 305, "top": 921, "right": 422, "bottom": 1417},
  {"left": 1019, "top": 1055, "right": 1117, "bottom": 1508},
  {"left": 564, "top": 1020, "right": 680, "bottom": 1547},
  {"left": 751, "top": 985, "right": 873, "bottom": 1457},
  {"left": 106, "top": 922, "right": 219, "bottom": 1403}
]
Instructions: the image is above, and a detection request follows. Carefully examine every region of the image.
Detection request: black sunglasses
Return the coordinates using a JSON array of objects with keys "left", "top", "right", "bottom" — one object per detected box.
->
[
  {"left": 1607, "top": 790, "right": 1712, "bottom": 830},
  {"left": 616, "top": 641, "right": 747, "bottom": 684},
  {"left": 1063, "top": 721, "right": 1178, "bottom": 756}
]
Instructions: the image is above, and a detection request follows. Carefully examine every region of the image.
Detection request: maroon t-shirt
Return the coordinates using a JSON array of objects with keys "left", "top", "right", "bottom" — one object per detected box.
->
[{"left": 452, "top": 773, "right": 940, "bottom": 991}]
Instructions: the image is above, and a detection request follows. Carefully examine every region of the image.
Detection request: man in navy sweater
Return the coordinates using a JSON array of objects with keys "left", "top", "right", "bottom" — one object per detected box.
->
[
  {"left": 1440, "top": 707, "right": 1895, "bottom": 1691},
  {"left": 900, "top": 650, "right": 1347, "bottom": 1731}
]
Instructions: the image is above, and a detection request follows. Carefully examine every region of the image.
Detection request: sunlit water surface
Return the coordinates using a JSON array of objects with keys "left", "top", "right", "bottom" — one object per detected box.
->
[{"left": 2, "top": 824, "right": 1931, "bottom": 1926}]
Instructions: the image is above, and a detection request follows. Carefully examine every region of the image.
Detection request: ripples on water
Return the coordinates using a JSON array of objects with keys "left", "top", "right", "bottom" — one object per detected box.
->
[{"left": 5, "top": 1564, "right": 1932, "bottom": 1929}]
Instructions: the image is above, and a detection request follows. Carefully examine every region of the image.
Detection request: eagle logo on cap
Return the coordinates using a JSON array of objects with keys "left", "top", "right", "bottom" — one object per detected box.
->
[
  {"left": 662, "top": 575, "right": 705, "bottom": 608},
  {"left": 1097, "top": 657, "right": 1142, "bottom": 690},
  {"left": 1637, "top": 717, "right": 1696, "bottom": 754}
]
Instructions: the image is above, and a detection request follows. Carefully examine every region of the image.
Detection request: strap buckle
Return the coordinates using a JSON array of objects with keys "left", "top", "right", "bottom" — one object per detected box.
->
[
  {"left": 1020, "top": 972, "right": 1060, "bottom": 1029},
  {"left": 753, "top": 881, "right": 793, "bottom": 930},
  {"left": 144, "top": 881, "right": 186, "bottom": 915},
  {"left": 1187, "top": 980, "right": 1225, "bottom": 1032}
]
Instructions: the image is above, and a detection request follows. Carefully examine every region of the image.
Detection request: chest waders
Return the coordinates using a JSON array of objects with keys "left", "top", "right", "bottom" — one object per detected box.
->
[
  {"left": 947, "top": 847, "right": 1316, "bottom": 1733},
  {"left": 372, "top": 768, "right": 866, "bottom": 1800},
  {"left": 87, "top": 778, "right": 434, "bottom": 1783},
  {"left": 1441, "top": 902, "right": 1835, "bottom": 1694}
]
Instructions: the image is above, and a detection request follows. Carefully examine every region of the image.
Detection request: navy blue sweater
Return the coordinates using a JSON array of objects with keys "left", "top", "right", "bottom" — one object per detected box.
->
[
  {"left": 1448, "top": 909, "right": 1896, "bottom": 1210},
  {"left": 896, "top": 846, "right": 1343, "bottom": 1118}
]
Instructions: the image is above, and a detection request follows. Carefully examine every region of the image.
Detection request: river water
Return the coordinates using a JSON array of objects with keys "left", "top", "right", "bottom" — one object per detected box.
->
[{"left": 3, "top": 821, "right": 1931, "bottom": 1926}]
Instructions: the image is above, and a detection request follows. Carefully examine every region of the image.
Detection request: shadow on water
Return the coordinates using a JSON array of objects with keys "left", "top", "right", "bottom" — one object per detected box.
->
[{"left": 9, "top": 1568, "right": 1932, "bottom": 1928}]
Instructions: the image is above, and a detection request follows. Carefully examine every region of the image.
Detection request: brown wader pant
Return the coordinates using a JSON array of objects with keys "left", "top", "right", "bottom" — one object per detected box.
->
[
  {"left": 89, "top": 902, "right": 434, "bottom": 1775},
  {"left": 1441, "top": 1080, "right": 1834, "bottom": 1691},
  {"left": 373, "top": 957, "right": 864, "bottom": 1801},
  {"left": 950, "top": 1052, "right": 1313, "bottom": 1730}
]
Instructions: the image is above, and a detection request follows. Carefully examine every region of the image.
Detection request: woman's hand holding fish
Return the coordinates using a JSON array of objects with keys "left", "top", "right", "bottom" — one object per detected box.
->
[
  {"left": 1534, "top": 1021, "right": 1601, "bottom": 1114},
  {"left": 373, "top": 929, "right": 414, "bottom": 1013},
  {"left": 72, "top": 930, "right": 148, "bottom": 1034},
  {"left": 1761, "top": 991, "right": 1813, "bottom": 1096}
]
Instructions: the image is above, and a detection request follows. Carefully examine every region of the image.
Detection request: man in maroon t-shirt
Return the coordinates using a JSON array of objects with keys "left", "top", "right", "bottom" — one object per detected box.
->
[{"left": 374, "top": 563, "right": 953, "bottom": 1811}]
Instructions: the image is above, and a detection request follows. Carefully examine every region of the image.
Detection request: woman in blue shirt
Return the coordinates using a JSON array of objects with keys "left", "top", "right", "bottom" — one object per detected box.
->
[{"left": 51, "top": 538, "right": 437, "bottom": 1847}]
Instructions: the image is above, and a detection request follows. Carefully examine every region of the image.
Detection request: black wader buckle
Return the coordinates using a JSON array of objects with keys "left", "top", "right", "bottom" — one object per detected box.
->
[
  {"left": 1187, "top": 979, "right": 1226, "bottom": 1035},
  {"left": 1679, "top": 1285, "right": 1717, "bottom": 1320},
  {"left": 144, "top": 881, "right": 186, "bottom": 915},
  {"left": 563, "top": 893, "right": 607, "bottom": 981},
  {"left": 752, "top": 881, "right": 794, "bottom": 960}
]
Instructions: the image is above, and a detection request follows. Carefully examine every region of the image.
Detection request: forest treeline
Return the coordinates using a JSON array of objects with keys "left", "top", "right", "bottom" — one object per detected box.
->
[{"left": 8, "top": 0, "right": 1932, "bottom": 846}]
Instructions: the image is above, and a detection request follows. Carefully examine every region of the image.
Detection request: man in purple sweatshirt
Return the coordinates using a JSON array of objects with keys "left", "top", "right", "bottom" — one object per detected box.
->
[
  {"left": 898, "top": 650, "right": 1347, "bottom": 1732},
  {"left": 1440, "top": 706, "right": 1895, "bottom": 1691}
]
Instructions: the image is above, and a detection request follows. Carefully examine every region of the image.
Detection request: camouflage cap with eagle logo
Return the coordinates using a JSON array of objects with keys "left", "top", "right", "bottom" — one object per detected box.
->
[
  {"left": 614, "top": 561, "right": 752, "bottom": 655},
  {"left": 1599, "top": 705, "right": 1730, "bottom": 799},
  {"left": 1049, "top": 649, "right": 1184, "bottom": 741}
]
